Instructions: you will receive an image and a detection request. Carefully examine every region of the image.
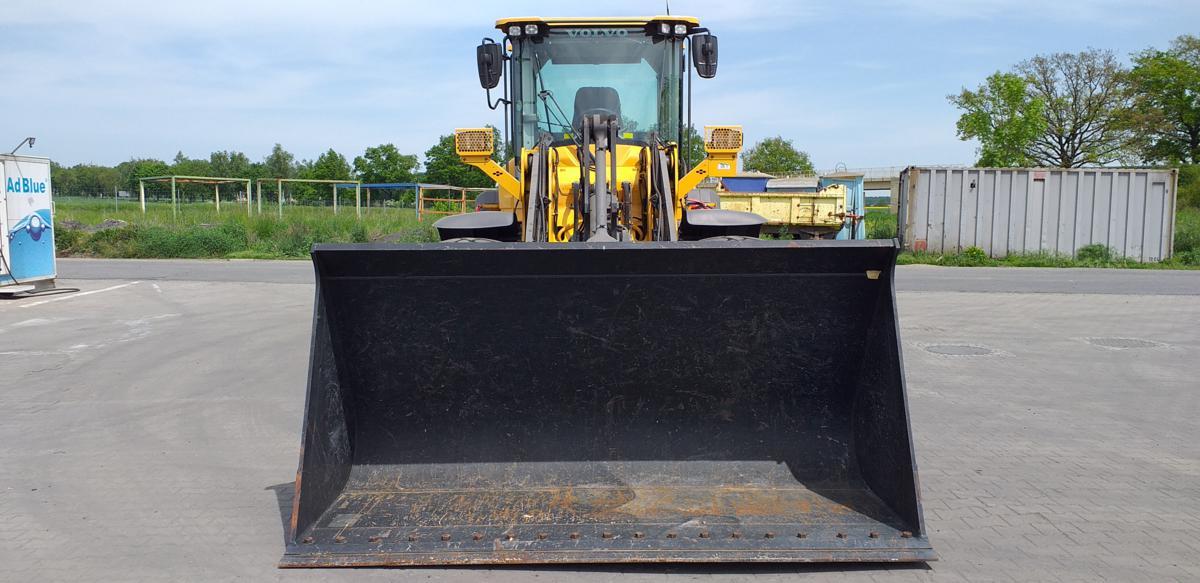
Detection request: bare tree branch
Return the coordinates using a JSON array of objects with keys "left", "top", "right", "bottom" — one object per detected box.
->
[{"left": 1016, "top": 49, "right": 1132, "bottom": 167}]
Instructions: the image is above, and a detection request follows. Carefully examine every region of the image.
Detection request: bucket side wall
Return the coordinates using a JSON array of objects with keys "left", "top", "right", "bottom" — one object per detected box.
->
[
  {"left": 290, "top": 280, "right": 355, "bottom": 541},
  {"left": 850, "top": 259, "right": 922, "bottom": 534}
]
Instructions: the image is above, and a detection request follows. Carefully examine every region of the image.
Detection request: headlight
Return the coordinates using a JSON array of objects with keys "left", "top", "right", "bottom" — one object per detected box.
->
[
  {"left": 674, "top": 24, "right": 688, "bottom": 36},
  {"left": 659, "top": 23, "right": 670, "bottom": 35},
  {"left": 508, "top": 25, "right": 522, "bottom": 37},
  {"left": 524, "top": 23, "right": 539, "bottom": 35}
]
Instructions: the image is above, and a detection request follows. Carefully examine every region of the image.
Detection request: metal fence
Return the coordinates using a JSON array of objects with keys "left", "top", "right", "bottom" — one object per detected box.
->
[
  {"left": 417, "top": 186, "right": 490, "bottom": 221},
  {"left": 57, "top": 186, "right": 252, "bottom": 205},
  {"left": 55, "top": 182, "right": 484, "bottom": 223},
  {"left": 898, "top": 167, "right": 1178, "bottom": 262}
]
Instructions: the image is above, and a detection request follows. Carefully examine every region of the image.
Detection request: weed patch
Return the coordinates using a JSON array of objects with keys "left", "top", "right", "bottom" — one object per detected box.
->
[{"left": 53, "top": 198, "right": 437, "bottom": 259}]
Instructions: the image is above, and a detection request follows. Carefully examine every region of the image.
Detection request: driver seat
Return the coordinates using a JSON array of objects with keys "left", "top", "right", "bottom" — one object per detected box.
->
[{"left": 572, "top": 87, "right": 622, "bottom": 132}]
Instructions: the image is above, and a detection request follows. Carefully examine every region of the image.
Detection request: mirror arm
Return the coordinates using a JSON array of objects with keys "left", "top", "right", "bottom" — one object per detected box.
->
[{"left": 485, "top": 87, "right": 510, "bottom": 111}]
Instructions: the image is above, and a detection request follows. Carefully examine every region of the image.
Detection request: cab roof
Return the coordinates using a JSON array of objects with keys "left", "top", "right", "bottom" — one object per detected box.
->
[{"left": 495, "top": 15, "right": 701, "bottom": 29}]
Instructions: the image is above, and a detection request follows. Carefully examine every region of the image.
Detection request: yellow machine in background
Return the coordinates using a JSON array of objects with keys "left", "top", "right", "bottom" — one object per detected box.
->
[{"left": 721, "top": 183, "right": 849, "bottom": 239}]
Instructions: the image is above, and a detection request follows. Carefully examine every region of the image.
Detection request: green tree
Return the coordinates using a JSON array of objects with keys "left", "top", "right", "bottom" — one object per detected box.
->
[
  {"left": 290, "top": 149, "right": 352, "bottom": 205},
  {"left": 306, "top": 149, "right": 353, "bottom": 181},
  {"left": 209, "top": 150, "right": 254, "bottom": 178},
  {"left": 1179, "top": 165, "right": 1200, "bottom": 209},
  {"left": 949, "top": 72, "right": 1047, "bottom": 166},
  {"left": 263, "top": 143, "right": 296, "bottom": 178},
  {"left": 422, "top": 127, "right": 503, "bottom": 188},
  {"left": 170, "top": 151, "right": 213, "bottom": 176},
  {"left": 1126, "top": 35, "right": 1200, "bottom": 164},
  {"left": 247, "top": 162, "right": 267, "bottom": 180},
  {"left": 741, "top": 136, "right": 814, "bottom": 175},
  {"left": 50, "top": 162, "right": 74, "bottom": 196},
  {"left": 115, "top": 158, "right": 170, "bottom": 192},
  {"left": 64, "top": 164, "right": 120, "bottom": 196},
  {"left": 1017, "top": 48, "right": 1132, "bottom": 167},
  {"left": 168, "top": 152, "right": 213, "bottom": 201},
  {"left": 679, "top": 125, "right": 706, "bottom": 173},
  {"left": 353, "top": 144, "right": 419, "bottom": 183}
]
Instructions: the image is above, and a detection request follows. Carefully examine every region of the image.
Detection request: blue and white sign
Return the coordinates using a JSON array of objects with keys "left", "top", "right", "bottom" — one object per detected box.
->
[{"left": 1, "top": 155, "right": 56, "bottom": 286}]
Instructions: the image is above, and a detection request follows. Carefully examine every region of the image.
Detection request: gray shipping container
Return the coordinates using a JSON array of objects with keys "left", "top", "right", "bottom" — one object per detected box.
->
[{"left": 898, "top": 167, "right": 1178, "bottom": 262}]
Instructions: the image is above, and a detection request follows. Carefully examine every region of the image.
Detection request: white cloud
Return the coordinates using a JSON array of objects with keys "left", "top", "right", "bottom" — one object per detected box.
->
[
  {"left": 1, "top": 0, "right": 1195, "bottom": 167},
  {"left": 4, "top": 0, "right": 821, "bottom": 31},
  {"left": 872, "top": 0, "right": 1194, "bottom": 23}
]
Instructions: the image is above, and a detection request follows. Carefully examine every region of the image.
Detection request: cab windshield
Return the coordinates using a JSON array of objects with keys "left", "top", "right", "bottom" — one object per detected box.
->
[{"left": 511, "top": 28, "right": 682, "bottom": 149}]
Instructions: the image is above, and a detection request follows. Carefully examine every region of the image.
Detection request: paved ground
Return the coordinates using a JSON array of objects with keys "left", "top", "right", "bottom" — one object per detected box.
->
[
  {"left": 2, "top": 260, "right": 1198, "bottom": 582},
  {"left": 54, "top": 257, "right": 1200, "bottom": 294}
]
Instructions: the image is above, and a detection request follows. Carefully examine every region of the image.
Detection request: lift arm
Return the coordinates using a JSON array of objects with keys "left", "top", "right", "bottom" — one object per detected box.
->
[
  {"left": 676, "top": 126, "right": 744, "bottom": 198},
  {"left": 454, "top": 128, "right": 521, "bottom": 198}
]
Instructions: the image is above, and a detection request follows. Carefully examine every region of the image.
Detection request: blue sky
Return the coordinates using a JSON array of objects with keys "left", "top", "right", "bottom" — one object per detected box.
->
[{"left": 3, "top": 0, "right": 1198, "bottom": 169}]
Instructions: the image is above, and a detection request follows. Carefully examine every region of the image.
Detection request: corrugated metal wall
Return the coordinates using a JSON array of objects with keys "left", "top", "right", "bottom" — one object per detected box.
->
[{"left": 898, "top": 167, "right": 1178, "bottom": 262}]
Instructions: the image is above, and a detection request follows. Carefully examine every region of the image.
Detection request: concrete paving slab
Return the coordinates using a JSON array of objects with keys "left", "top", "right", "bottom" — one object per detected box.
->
[
  {"left": 55, "top": 257, "right": 1200, "bottom": 295},
  {"left": 1, "top": 263, "right": 1197, "bottom": 581}
]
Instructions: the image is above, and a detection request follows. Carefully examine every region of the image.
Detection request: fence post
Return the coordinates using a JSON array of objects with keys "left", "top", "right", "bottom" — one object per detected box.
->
[
  {"left": 246, "top": 180, "right": 252, "bottom": 216},
  {"left": 139, "top": 180, "right": 146, "bottom": 214},
  {"left": 332, "top": 184, "right": 338, "bottom": 214},
  {"left": 256, "top": 180, "right": 262, "bottom": 215},
  {"left": 215, "top": 183, "right": 221, "bottom": 213},
  {"left": 171, "top": 176, "right": 177, "bottom": 220},
  {"left": 355, "top": 183, "right": 362, "bottom": 220},
  {"left": 460, "top": 187, "right": 466, "bottom": 214},
  {"left": 277, "top": 179, "right": 283, "bottom": 219}
]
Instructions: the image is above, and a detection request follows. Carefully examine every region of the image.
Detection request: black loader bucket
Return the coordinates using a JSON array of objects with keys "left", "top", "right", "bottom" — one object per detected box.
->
[{"left": 282, "top": 239, "right": 934, "bottom": 567}]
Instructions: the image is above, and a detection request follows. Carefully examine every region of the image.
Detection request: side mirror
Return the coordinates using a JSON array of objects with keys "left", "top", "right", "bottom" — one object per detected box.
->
[
  {"left": 476, "top": 40, "right": 504, "bottom": 90},
  {"left": 692, "top": 34, "right": 718, "bottom": 79}
]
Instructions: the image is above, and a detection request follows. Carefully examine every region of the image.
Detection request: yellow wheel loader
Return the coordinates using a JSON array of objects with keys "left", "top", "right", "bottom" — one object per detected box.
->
[{"left": 283, "top": 15, "right": 933, "bottom": 567}]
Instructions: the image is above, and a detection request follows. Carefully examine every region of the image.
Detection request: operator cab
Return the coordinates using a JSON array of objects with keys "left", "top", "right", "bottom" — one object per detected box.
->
[
  {"left": 477, "top": 16, "right": 718, "bottom": 153},
  {"left": 458, "top": 16, "right": 755, "bottom": 244}
]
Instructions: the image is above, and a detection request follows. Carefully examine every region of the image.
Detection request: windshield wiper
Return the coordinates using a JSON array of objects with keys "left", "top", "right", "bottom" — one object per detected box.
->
[
  {"left": 538, "top": 90, "right": 576, "bottom": 133},
  {"left": 531, "top": 53, "right": 555, "bottom": 135},
  {"left": 531, "top": 53, "right": 583, "bottom": 146}
]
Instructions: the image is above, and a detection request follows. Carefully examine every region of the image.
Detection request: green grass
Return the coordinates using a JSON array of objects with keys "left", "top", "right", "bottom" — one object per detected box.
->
[
  {"left": 866, "top": 209, "right": 897, "bottom": 239},
  {"left": 868, "top": 206, "right": 1200, "bottom": 269},
  {"left": 52, "top": 197, "right": 1200, "bottom": 267},
  {"left": 1174, "top": 206, "right": 1200, "bottom": 265},
  {"left": 53, "top": 197, "right": 436, "bottom": 259},
  {"left": 1179, "top": 165, "right": 1200, "bottom": 209},
  {"left": 894, "top": 249, "right": 1197, "bottom": 269}
]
